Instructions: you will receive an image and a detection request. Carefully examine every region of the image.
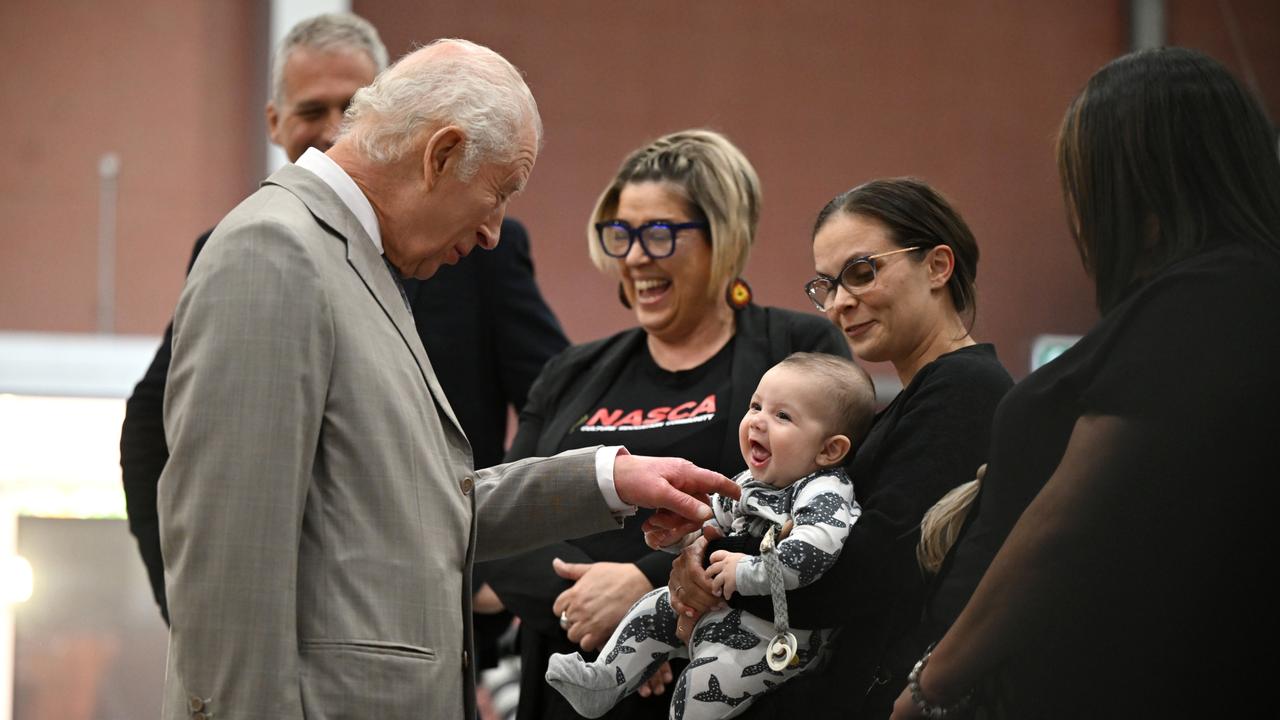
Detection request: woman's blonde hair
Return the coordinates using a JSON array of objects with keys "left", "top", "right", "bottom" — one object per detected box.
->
[
  {"left": 917, "top": 465, "right": 984, "bottom": 574},
  {"left": 587, "top": 129, "right": 761, "bottom": 300}
]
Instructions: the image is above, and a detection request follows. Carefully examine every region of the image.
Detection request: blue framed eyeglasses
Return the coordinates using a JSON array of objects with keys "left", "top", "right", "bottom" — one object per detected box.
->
[{"left": 595, "top": 220, "right": 710, "bottom": 259}]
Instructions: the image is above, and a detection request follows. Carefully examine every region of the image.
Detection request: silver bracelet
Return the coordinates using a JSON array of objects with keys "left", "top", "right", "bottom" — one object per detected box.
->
[{"left": 907, "top": 644, "right": 973, "bottom": 719}]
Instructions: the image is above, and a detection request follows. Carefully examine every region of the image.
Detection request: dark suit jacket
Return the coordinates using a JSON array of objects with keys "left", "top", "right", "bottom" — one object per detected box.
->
[{"left": 120, "top": 217, "right": 567, "bottom": 623}]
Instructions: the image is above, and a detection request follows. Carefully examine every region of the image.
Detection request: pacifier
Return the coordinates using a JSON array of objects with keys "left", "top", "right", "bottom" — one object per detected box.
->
[{"left": 765, "top": 632, "right": 798, "bottom": 671}]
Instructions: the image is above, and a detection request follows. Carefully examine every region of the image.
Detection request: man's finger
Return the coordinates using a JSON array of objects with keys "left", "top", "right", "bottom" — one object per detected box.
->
[
  {"left": 672, "top": 465, "right": 739, "bottom": 501},
  {"left": 642, "top": 512, "right": 696, "bottom": 547},
  {"left": 645, "top": 510, "right": 701, "bottom": 533},
  {"left": 644, "top": 526, "right": 686, "bottom": 550},
  {"left": 650, "top": 483, "right": 713, "bottom": 523},
  {"left": 642, "top": 512, "right": 681, "bottom": 531},
  {"left": 647, "top": 510, "right": 702, "bottom": 536}
]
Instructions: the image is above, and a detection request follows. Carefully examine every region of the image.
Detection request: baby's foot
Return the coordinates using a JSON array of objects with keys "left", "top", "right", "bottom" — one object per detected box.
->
[{"left": 546, "top": 651, "right": 629, "bottom": 718}]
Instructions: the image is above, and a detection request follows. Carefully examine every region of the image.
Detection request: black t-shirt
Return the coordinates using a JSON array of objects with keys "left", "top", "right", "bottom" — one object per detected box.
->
[
  {"left": 953, "top": 244, "right": 1280, "bottom": 717},
  {"left": 528, "top": 339, "right": 736, "bottom": 720},
  {"left": 556, "top": 338, "right": 734, "bottom": 569},
  {"left": 558, "top": 338, "right": 735, "bottom": 475}
]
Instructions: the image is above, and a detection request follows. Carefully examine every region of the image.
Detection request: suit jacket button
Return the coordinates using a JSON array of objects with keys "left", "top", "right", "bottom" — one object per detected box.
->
[
  {"left": 187, "top": 695, "right": 205, "bottom": 712},
  {"left": 460, "top": 476, "right": 474, "bottom": 495},
  {"left": 462, "top": 649, "right": 470, "bottom": 669}
]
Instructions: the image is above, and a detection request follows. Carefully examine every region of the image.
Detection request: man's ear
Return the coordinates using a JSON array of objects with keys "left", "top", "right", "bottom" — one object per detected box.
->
[
  {"left": 422, "top": 125, "right": 466, "bottom": 190},
  {"left": 926, "top": 244, "right": 956, "bottom": 290},
  {"left": 266, "top": 102, "right": 282, "bottom": 147},
  {"left": 816, "top": 434, "right": 852, "bottom": 467}
]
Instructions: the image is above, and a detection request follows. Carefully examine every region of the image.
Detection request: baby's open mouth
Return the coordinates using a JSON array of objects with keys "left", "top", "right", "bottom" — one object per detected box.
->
[{"left": 749, "top": 440, "right": 770, "bottom": 465}]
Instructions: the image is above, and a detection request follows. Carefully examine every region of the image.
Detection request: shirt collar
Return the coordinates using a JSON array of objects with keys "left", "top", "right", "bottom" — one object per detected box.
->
[{"left": 294, "top": 147, "right": 383, "bottom": 254}]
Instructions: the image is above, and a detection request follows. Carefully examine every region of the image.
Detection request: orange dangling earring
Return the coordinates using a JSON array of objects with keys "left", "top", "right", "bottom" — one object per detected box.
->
[
  {"left": 726, "top": 277, "right": 752, "bottom": 309},
  {"left": 618, "top": 282, "right": 632, "bottom": 309}
]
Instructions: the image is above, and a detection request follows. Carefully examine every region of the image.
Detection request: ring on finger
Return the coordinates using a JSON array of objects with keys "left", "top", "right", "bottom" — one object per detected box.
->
[{"left": 559, "top": 611, "right": 571, "bottom": 629}]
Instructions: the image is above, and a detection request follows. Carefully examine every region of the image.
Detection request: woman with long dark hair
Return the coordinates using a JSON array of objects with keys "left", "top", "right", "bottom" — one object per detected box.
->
[{"left": 893, "top": 47, "right": 1280, "bottom": 719}]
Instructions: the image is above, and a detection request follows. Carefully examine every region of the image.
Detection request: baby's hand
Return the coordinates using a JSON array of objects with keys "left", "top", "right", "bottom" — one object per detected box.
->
[{"left": 707, "top": 550, "right": 745, "bottom": 599}]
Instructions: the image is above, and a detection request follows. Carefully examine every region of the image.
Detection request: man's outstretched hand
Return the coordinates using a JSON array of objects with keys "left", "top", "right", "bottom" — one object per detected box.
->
[{"left": 612, "top": 454, "right": 739, "bottom": 548}]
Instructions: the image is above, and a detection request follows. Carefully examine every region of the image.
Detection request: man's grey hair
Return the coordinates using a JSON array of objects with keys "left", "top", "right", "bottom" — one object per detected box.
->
[
  {"left": 270, "top": 13, "right": 389, "bottom": 106},
  {"left": 340, "top": 38, "right": 542, "bottom": 179}
]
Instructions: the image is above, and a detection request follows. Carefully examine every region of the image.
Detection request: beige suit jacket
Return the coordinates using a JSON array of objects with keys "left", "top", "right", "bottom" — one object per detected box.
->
[{"left": 158, "top": 165, "right": 620, "bottom": 719}]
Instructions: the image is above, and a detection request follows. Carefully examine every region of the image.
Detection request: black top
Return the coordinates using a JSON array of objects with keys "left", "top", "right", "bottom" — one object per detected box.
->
[
  {"left": 492, "top": 305, "right": 848, "bottom": 591},
  {"left": 560, "top": 338, "right": 734, "bottom": 471},
  {"left": 119, "top": 217, "right": 567, "bottom": 624},
  {"left": 719, "top": 343, "right": 1013, "bottom": 718},
  {"left": 483, "top": 304, "right": 849, "bottom": 720},
  {"left": 556, "top": 338, "right": 735, "bottom": 577},
  {"left": 118, "top": 230, "right": 213, "bottom": 625},
  {"left": 959, "top": 244, "right": 1280, "bottom": 717}
]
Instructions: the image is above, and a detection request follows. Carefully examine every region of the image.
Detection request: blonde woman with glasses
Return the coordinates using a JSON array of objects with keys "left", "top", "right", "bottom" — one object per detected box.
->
[{"left": 481, "top": 129, "right": 849, "bottom": 720}]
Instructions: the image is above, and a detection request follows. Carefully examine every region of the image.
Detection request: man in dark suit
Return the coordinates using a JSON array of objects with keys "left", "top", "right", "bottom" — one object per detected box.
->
[{"left": 119, "top": 12, "right": 567, "bottom": 625}]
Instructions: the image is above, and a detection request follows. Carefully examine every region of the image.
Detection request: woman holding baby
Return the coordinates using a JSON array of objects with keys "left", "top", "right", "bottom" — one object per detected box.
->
[{"left": 666, "top": 177, "right": 1015, "bottom": 718}]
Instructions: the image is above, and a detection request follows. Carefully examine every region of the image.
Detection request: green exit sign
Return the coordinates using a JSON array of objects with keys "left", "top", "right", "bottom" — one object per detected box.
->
[{"left": 1030, "top": 334, "right": 1081, "bottom": 372}]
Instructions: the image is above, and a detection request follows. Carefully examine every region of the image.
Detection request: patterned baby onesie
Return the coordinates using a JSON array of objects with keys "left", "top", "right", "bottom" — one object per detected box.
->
[{"left": 547, "top": 468, "right": 859, "bottom": 720}]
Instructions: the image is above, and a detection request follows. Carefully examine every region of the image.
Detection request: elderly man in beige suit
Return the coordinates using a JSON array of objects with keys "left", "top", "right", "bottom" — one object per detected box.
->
[{"left": 158, "top": 39, "right": 736, "bottom": 720}]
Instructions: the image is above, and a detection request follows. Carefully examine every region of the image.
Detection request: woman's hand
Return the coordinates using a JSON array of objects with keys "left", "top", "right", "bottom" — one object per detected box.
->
[
  {"left": 551, "top": 559, "right": 652, "bottom": 652},
  {"left": 637, "top": 662, "right": 674, "bottom": 698},
  {"left": 668, "top": 536, "right": 721, "bottom": 617},
  {"left": 668, "top": 528, "right": 725, "bottom": 642},
  {"left": 707, "top": 550, "right": 745, "bottom": 599},
  {"left": 890, "top": 687, "right": 925, "bottom": 719}
]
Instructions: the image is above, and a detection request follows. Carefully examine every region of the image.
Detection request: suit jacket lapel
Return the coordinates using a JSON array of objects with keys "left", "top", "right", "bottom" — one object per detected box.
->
[{"left": 263, "top": 165, "right": 468, "bottom": 442}]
